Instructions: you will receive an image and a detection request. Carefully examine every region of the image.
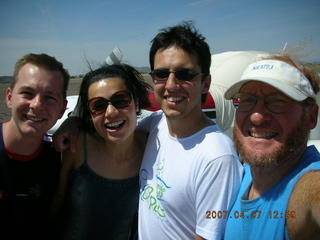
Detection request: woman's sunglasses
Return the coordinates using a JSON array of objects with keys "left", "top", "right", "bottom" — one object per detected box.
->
[
  {"left": 88, "top": 91, "right": 132, "bottom": 116},
  {"left": 150, "top": 68, "right": 203, "bottom": 84}
]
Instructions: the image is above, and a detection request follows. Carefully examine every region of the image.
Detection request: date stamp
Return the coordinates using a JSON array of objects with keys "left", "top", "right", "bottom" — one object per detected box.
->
[{"left": 205, "top": 210, "right": 296, "bottom": 219}]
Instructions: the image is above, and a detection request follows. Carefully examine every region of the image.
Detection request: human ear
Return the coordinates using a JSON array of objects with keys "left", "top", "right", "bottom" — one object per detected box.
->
[
  {"left": 6, "top": 88, "right": 13, "bottom": 109},
  {"left": 308, "top": 104, "right": 318, "bottom": 130},
  {"left": 201, "top": 74, "right": 211, "bottom": 94}
]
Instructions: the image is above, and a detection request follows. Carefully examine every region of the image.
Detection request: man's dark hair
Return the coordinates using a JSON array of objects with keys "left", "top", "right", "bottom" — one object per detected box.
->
[{"left": 149, "top": 21, "right": 211, "bottom": 102}]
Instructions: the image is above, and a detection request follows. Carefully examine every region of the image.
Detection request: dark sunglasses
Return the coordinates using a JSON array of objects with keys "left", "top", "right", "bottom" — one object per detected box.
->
[
  {"left": 88, "top": 91, "right": 132, "bottom": 116},
  {"left": 150, "top": 68, "right": 203, "bottom": 83}
]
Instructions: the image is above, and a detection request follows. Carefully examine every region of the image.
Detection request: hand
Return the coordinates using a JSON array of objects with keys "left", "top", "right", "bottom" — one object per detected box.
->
[{"left": 52, "top": 116, "right": 81, "bottom": 152}]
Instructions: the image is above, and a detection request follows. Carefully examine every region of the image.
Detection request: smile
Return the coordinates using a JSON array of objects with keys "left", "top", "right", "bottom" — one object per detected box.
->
[
  {"left": 26, "top": 115, "right": 44, "bottom": 122},
  {"left": 249, "top": 131, "right": 278, "bottom": 139},
  {"left": 166, "top": 96, "right": 184, "bottom": 104},
  {"left": 105, "top": 120, "right": 125, "bottom": 130}
]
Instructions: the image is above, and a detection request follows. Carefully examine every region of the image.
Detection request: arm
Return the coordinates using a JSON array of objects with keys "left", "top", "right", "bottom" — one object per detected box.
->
[
  {"left": 51, "top": 150, "right": 76, "bottom": 218},
  {"left": 287, "top": 170, "right": 320, "bottom": 238},
  {"left": 52, "top": 116, "right": 82, "bottom": 152},
  {"left": 309, "top": 171, "right": 320, "bottom": 226}
]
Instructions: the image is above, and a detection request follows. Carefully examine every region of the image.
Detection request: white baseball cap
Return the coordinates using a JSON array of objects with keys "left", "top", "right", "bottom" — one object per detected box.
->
[{"left": 224, "top": 59, "right": 316, "bottom": 101}]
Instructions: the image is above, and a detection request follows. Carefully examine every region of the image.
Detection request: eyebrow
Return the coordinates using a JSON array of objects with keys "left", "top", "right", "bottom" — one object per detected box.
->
[{"left": 18, "top": 86, "right": 61, "bottom": 96}]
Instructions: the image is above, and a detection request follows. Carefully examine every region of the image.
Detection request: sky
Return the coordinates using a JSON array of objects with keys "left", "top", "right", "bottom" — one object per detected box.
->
[{"left": 0, "top": 0, "right": 319, "bottom": 76}]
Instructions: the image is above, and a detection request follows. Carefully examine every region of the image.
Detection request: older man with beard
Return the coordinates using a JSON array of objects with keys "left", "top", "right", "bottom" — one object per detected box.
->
[{"left": 223, "top": 54, "right": 320, "bottom": 240}]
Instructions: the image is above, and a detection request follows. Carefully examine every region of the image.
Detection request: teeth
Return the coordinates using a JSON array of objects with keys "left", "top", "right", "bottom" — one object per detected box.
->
[
  {"left": 167, "top": 97, "right": 182, "bottom": 102},
  {"left": 26, "top": 116, "right": 43, "bottom": 122},
  {"left": 250, "top": 131, "right": 277, "bottom": 139},
  {"left": 106, "top": 120, "right": 124, "bottom": 128}
]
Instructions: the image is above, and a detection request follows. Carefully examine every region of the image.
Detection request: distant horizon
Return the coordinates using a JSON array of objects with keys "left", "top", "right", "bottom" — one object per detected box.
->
[{"left": 1, "top": 59, "right": 320, "bottom": 79}]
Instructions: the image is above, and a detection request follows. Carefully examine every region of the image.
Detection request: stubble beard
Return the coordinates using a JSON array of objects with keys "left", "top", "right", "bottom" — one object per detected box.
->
[{"left": 233, "top": 112, "right": 310, "bottom": 169}]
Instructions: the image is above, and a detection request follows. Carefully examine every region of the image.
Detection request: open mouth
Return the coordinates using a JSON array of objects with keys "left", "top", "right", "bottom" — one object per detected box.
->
[
  {"left": 249, "top": 131, "right": 278, "bottom": 139},
  {"left": 166, "top": 96, "right": 184, "bottom": 104},
  {"left": 25, "top": 115, "right": 44, "bottom": 122},
  {"left": 104, "top": 120, "right": 125, "bottom": 130}
]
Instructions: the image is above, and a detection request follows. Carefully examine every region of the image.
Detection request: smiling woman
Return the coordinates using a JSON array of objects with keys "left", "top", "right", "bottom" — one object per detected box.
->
[{"left": 52, "top": 63, "right": 151, "bottom": 240}]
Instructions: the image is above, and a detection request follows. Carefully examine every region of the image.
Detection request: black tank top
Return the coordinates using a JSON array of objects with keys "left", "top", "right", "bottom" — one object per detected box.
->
[{"left": 60, "top": 133, "right": 139, "bottom": 240}]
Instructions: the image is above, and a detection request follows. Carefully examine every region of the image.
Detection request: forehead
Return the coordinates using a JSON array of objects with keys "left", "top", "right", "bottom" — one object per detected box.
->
[
  {"left": 15, "top": 63, "right": 64, "bottom": 92},
  {"left": 154, "top": 46, "right": 199, "bottom": 68},
  {"left": 240, "top": 81, "right": 286, "bottom": 96},
  {"left": 88, "top": 77, "right": 128, "bottom": 98}
]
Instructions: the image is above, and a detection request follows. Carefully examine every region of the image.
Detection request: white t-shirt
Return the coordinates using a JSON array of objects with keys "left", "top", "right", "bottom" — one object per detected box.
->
[{"left": 138, "top": 112, "right": 243, "bottom": 240}]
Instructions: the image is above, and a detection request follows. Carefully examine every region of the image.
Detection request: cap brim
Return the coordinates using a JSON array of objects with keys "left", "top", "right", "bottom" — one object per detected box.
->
[{"left": 224, "top": 78, "right": 307, "bottom": 101}]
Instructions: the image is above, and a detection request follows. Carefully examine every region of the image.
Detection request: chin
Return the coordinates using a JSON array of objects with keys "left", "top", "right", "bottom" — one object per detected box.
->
[
  {"left": 107, "top": 134, "right": 130, "bottom": 144},
  {"left": 22, "top": 128, "right": 46, "bottom": 138},
  {"left": 242, "top": 146, "right": 285, "bottom": 168},
  {"left": 163, "top": 108, "right": 184, "bottom": 118}
]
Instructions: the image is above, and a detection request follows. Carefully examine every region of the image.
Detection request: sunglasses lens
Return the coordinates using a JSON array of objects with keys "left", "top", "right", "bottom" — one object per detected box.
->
[
  {"left": 89, "top": 98, "right": 108, "bottom": 115},
  {"left": 110, "top": 92, "right": 132, "bottom": 109},
  {"left": 175, "top": 69, "right": 197, "bottom": 81},
  {"left": 88, "top": 92, "right": 132, "bottom": 116},
  {"left": 151, "top": 68, "right": 200, "bottom": 83},
  {"left": 151, "top": 69, "right": 169, "bottom": 82}
]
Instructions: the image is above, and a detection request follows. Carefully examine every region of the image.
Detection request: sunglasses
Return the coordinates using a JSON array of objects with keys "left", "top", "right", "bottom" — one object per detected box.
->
[
  {"left": 150, "top": 68, "right": 203, "bottom": 83},
  {"left": 88, "top": 91, "right": 132, "bottom": 116},
  {"left": 233, "top": 93, "right": 293, "bottom": 114}
]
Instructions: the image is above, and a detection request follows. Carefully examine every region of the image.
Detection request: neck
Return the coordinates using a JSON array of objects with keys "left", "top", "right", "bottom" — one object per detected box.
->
[
  {"left": 248, "top": 148, "right": 305, "bottom": 200},
  {"left": 166, "top": 111, "right": 212, "bottom": 138},
  {"left": 102, "top": 131, "right": 141, "bottom": 163},
  {"left": 3, "top": 120, "right": 43, "bottom": 155}
]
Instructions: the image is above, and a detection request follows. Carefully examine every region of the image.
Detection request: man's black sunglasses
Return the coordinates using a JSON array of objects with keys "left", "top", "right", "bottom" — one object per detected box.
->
[{"left": 150, "top": 68, "right": 203, "bottom": 83}]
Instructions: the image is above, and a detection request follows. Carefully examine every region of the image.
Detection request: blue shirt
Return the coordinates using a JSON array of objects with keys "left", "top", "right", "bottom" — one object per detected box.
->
[{"left": 224, "top": 146, "right": 320, "bottom": 240}]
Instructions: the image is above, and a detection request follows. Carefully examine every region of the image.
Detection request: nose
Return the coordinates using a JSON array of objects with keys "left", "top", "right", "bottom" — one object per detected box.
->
[
  {"left": 249, "top": 100, "right": 272, "bottom": 125},
  {"left": 29, "top": 95, "right": 42, "bottom": 110},
  {"left": 104, "top": 103, "right": 119, "bottom": 118},
  {"left": 164, "top": 72, "right": 180, "bottom": 90}
]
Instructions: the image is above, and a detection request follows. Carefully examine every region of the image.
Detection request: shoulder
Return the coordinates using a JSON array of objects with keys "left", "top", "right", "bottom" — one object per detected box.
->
[
  {"left": 190, "top": 128, "right": 242, "bottom": 180},
  {"left": 196, "top": 124, "right": 238, "bottom": 158},
  {"left": 287, "top": 170, "right": 320, "bottom": 238},
  {"left": 290, "top": 148, "right": 320, "bottom": 205},
  {"left": 290, "top": 170, "right": 320, "bottom": 205}
]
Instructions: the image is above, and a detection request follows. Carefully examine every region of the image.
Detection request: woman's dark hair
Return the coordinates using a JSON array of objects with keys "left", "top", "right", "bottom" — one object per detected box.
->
[{"left": 78, "top": 64, "right": 151, "bottom": 132}]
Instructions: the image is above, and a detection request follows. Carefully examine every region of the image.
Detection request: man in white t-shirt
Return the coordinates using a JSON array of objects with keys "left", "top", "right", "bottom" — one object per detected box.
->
[{"left": 137, "top": 22, "right": 243, "bottom": 240}]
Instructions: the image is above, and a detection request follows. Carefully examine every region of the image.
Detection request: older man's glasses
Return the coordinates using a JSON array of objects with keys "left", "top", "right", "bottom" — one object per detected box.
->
[
  {"left": 150, "top": 68, "right": 203, "bottom": 84},
  {"left": 233, "top": 93, "right": 294, "bottom": 114},
  {"left": 88, "top": 91, "right": 132, "bottom": 116}
]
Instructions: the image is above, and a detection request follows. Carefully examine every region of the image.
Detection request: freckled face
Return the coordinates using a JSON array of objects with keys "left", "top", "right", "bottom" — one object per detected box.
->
[
  {"left": 233, "top": 81, "right": 311, "bottom": 168},
  {"left": 6, "top": 63, "right": 66, "bottom": 138},
  {"left": 88, "top": 77, "right": 137, "bottom": 143}
]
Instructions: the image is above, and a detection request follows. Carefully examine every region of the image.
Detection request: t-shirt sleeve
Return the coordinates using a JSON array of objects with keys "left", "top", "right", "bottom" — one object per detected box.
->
[{"left": 195, "top": 154, "right": 243, "bottom": 240}]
